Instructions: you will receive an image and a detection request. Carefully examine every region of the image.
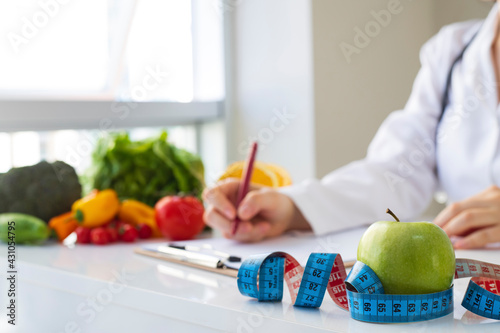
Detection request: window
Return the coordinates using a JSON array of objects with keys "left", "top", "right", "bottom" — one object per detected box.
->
[
  {"left": 0, "top": 0, "right": 226, "bottom": 179},
  {"left": 0, "top": 0, "right": 224, "bottom": 101},
  {"left": 0, "top": 126, "right": 198, "bottom": 174}
]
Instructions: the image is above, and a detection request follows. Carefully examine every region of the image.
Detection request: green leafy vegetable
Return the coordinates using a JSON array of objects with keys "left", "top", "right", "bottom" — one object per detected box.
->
[{"left": 86, "top": 131, "right": 205, "bottom": 206}]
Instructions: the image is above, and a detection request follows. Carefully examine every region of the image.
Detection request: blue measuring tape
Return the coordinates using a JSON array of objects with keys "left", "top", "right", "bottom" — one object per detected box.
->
[
  {"left": 238, "top": 252, "right": 349, "bottom": 309},
  {"left": 237, "top": 253, "right": 500, "bottom": 323},
  {"left": 345, "top": 261, "right": 453, "bottom": 322}
]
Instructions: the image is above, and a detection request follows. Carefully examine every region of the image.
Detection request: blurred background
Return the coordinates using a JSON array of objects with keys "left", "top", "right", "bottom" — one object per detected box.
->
[{"left": 0, "top": 0, "right": 493, "bottom": 211}]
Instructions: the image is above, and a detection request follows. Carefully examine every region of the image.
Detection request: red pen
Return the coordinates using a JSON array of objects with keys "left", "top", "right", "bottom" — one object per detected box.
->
[{"left": 231, "top": 141, "right": 258, "bottom": 235}]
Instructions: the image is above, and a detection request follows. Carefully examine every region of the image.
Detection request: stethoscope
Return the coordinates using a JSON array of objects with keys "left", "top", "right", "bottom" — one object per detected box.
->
[{"left": 439, "top": 31, "right": 479, "bottom": 123}]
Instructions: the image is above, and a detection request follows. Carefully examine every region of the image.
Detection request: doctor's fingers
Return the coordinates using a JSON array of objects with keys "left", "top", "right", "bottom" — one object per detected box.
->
[
  {"left": 203, "top": 206, "right": 232, "bottom": 234},
  {"left": 203, "top": 180, "right": 240, "bottom": 220},
  {"left": 203, "top": 206, "right": 272, "bottom": 242},
  {"left": 237, "top": 189, "right": 280, "bottom": 221},
  {"left": 225, "top": 221, "right": 272, "bottom": 243},
  {"left": 434, "top": 196, "right": 493, "bottom": 227},
  {"left": 441, "top": 207, "right": 500, "bottom": 237},
  {"left": 454, "top": 225, "right": 500, "bottom": 249}
]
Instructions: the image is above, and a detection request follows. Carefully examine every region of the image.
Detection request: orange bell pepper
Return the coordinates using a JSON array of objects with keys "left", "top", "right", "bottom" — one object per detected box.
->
[{"left": 49, "top": 212, "right": 79, "bottom": 241}]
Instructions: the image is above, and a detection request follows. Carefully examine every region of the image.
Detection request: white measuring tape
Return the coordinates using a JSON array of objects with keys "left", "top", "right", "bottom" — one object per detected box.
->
[{"left": 237, "top": 253, "right": 500, "bottom": 323}]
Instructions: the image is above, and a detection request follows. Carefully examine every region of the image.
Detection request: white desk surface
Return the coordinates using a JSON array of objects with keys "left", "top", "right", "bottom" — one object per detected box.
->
[{"left": 0, "top": 227, "right": 499, "bottom": 333}]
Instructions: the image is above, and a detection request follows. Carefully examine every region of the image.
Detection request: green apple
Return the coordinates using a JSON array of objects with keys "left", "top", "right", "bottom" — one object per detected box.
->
[{"left": 357, "top": 209, "right": 455, "bottom": 294}]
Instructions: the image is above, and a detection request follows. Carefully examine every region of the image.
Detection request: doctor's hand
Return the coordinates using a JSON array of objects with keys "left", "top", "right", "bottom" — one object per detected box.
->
[
  {"left": 434, "top": 185, "right": 500, "bottom": 249},
  {"left": 203, "top": 178, "right": 311, "bottom": 242}
]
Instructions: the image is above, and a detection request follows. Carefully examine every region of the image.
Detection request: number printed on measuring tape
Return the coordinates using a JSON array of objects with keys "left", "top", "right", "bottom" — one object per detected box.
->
[{"left": 237, "top": 253, "right": 500, "bottom": 323}]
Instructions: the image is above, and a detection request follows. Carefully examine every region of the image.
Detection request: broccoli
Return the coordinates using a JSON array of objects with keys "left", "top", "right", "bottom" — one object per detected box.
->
[{"left": 0, "top": 161, "right": 82, "bottom": 223}]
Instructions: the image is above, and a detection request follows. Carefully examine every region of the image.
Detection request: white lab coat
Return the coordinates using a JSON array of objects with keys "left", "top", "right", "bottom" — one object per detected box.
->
[{"left": 280, "top": 5, "right": 500, "bottom": 235}]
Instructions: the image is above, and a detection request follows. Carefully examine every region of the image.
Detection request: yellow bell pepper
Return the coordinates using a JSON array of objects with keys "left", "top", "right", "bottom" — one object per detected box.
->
[
  {"left": 72, "top": 189, "right": 120, "bottom": 228},
  {"left": 118, "top": 199, "right": 162, "bottom": 237}
]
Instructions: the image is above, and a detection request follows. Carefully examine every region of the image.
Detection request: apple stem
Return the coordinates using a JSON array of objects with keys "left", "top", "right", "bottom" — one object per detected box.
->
[{"left": 386, "top": 208, "right": 400, "bottom": 222}]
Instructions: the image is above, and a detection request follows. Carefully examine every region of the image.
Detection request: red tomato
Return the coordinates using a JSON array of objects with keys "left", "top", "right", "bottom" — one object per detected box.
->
[
  {"left": 119, "top": 224, "right": 138, "bottom": 242},
  {"left": 155, "top": 196, "right": 205, "bottom": 241},
  {"left": 90, "top": 227, "right": 110, "bottom": 245},
  {"left": 105, "top": 226, "right": 119, "bottom": 243},
  {"left": 109, "top": 220, "right": 126, "bottom": 231},
  {"left": 75, "top": 227, "right": 91, "bottom": 244},
  {"left": 136, "top": 223, "right": 153, "bottom": 239}
]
